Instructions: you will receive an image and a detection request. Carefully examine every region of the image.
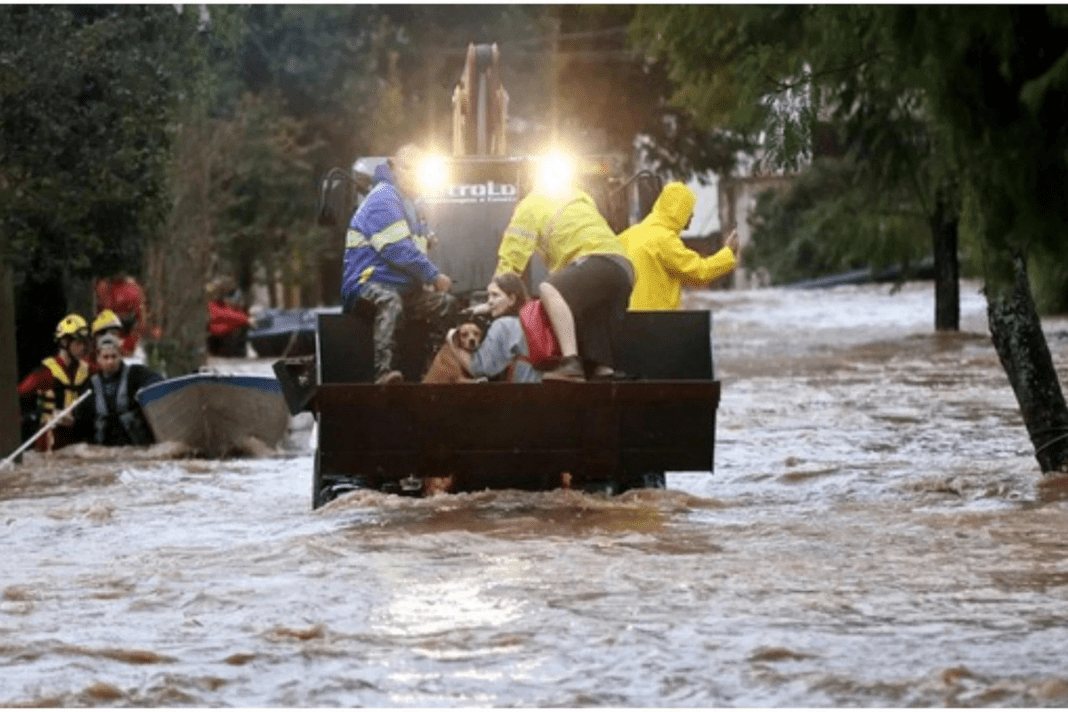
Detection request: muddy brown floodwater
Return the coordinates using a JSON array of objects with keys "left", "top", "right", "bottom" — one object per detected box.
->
[{"left": 3, "top": 280, "right": 1068, "bottom": 706}]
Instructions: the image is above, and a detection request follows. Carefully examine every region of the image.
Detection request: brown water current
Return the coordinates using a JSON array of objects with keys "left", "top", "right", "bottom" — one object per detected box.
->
[{"left": 2, "top": 280, "right": 1068, "bottom": 706}]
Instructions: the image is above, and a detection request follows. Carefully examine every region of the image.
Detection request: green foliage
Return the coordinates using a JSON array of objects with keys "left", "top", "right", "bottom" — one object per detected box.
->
[
  {"left": 883, "top": 6, "right": 1068, "bottom": 296},
  {"left": 1029, "top": 250, "right": 1068, "bottom": 315},
  {"left": 631, "top": 5, "right": 808, "bottom": 139},
  {"left": 0, "top": 6, "right": 209, "bottom": 284},
  {"left": 210, "top": 92, "right": 329, "bottom": 302},
  {"left": 747, "top": 157, "right": 929, "bottom": 285},
  {"left": 221, "top": 5, "right": 382, "bottom": 164},
  {"left": 365, "top": 20, "right": 412, "bottom": 155},
  {"left": 631, "top": 5, "right": 980, "bottom": 285}
]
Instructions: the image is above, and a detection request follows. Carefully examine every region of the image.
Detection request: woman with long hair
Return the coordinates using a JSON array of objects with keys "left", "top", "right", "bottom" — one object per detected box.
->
[{"left": 448, "top": 273, "right": 541, "bottom": 383}]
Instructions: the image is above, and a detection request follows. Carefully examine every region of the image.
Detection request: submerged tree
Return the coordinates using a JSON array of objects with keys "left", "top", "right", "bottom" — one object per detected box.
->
[
  {"left": 635, "top": 5, "right": 1068, "bottom": 474},
  {"left": 898, "top": 6, "right": 1068, "bottom": 473}
]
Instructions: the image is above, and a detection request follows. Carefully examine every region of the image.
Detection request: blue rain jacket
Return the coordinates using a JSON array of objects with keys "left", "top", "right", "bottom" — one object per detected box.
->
[{"left": 341, "top": 163, "right": 440, "bottom": 301}]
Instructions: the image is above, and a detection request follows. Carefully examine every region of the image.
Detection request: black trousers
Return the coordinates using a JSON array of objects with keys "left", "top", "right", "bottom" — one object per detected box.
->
[{"left": 543, "top": 255, "right": 632, "bottom": 369}]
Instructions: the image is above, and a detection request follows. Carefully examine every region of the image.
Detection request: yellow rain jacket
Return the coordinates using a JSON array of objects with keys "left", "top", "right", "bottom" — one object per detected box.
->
[
  {"left": 619, "top": 182, "right": 736, "bottom": 310},
  {"left": 496, "top": 188, "right": 627, "bottom": 276}
]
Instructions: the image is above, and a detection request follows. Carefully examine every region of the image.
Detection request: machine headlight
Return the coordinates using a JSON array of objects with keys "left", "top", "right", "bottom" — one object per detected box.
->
[
  {"left": 417, "top": 154, "right": 449, "bottom": 194},
  {"left": 533, "top": 152, "right": 576, "bottom": 196}
]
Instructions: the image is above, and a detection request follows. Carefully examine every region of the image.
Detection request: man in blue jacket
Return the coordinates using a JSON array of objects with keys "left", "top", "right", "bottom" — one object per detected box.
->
[{"left": 341, "top": 144, "right": 454, "bottom": 384}]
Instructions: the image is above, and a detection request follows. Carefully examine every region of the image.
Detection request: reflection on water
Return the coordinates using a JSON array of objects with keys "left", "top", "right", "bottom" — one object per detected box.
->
[{"left": 3, "top": 281, "right": 1068, "bottom": 706}]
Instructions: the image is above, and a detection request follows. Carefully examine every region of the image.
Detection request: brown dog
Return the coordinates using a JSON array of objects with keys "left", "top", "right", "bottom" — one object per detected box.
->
[{"left": 422, "top": 322, "right": 483, "bottom": 384}]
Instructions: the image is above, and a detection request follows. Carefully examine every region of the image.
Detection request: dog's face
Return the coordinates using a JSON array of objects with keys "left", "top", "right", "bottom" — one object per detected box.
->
[{"left": 453, "top": 322, "right": 483, "bottom": 352}]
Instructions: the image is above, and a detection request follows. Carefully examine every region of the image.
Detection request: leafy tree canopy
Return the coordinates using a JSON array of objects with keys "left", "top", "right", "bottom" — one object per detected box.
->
[
  {"left": 748, "top": 156, "right": 930, "bottom": 285},
  {"left": 0, "top": 5, "right": 213, "bottom": 283}
]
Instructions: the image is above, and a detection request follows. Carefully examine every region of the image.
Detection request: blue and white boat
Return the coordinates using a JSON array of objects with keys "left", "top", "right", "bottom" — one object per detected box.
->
[
  {"left": 248, "top": 306, "right": 341, "bottom": 358},
  {"left": 136, "top": 373, "right": 290, "bottom": 457}
]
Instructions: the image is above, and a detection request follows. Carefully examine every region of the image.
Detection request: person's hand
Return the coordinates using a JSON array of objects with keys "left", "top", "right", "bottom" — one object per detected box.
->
[
  {"left": 724, "top": 228, "right": 740, "bottom": 255},
  {"left": 432, "top": 274, "right": 452, "bottom": 292},
  {"left": 55, "top": 411, "right": 74, "bottom": 427}
]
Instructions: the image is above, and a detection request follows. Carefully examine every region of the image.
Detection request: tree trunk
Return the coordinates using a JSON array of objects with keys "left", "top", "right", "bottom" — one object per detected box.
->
[
  {"left": 986, "top": 252, "right": 1068, "bottom": 473},
  {"left": 0, "top": 264, "right": 20, "bottom": 457},
  {"left": 145, "top": 113, "right": 215, "bottom": 377},
  {"left": 931, "top": 193, "right": 959, "bottom": 331}
]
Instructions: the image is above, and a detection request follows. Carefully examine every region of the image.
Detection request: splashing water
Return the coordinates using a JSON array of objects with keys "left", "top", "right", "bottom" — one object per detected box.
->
[{"left": 3, "top": 280, "right": 1068, "bottom": 706}]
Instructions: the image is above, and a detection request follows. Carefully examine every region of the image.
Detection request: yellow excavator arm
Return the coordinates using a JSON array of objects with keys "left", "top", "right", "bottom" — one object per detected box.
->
[{"left": 451, "top": 43, "right": 509, "bottom": 157}]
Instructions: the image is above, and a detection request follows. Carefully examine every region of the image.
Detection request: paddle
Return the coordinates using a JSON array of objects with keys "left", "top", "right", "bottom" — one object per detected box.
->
[{"left": 1, "top": 389, "right": 93, "bottom": 470}]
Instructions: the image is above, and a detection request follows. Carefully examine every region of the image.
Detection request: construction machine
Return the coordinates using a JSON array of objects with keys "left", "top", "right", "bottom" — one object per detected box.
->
[{"left": 278, "top": 43, "right": 720, "bottom": 508}]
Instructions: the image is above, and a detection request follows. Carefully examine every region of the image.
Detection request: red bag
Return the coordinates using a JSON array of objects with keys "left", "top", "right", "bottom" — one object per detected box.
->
[{"left": 519, "top": 299, "right": 562, "bottom": 368}]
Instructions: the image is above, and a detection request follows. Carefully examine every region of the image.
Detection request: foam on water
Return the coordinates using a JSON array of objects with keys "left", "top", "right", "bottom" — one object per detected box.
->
[{"left": 3, "top": 281, "right": 1068, "bottom": 706}]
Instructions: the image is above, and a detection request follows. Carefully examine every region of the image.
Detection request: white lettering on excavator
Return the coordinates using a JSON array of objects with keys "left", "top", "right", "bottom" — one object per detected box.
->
[{"left": 431, "top": 182, "right": 517, "bottom": 204}]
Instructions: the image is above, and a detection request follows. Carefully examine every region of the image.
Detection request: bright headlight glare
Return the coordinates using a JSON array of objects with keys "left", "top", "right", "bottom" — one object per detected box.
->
[
  {"left": 418, "top": 154, "right": 449, "bottom": 194},
  {"left": 534, "top": 153, "right": 576, "bottom": 196}
]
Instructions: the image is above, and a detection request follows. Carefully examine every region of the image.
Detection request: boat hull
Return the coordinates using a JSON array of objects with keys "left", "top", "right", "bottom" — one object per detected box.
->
[{"left": 136, "top": 374, "right": 290, "bottom": 457}]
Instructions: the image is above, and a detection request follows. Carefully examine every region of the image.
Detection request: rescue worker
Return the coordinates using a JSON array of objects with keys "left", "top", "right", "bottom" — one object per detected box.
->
[
  {"left": 92, "top": 309, "right": 124, "bottom": 341},
  {"left": 340, "top": 143, "right": 455, "bottom": 384},
  {"left": 495, "top": 167, "right": 634, "bottom": 382},
  {"left": 17, "top": 314, "right": 94, "bottom": 451},
  {"left": 619, "top": 181, "right": 740, "bottom": 311},
  {"left": 89, "top": 309, "right": 124, "bottom": 363},
  {"left": 207, "top": 276, "right": 253, "bottom": 357},
  {"left": 93, "top": 273, "right": 146, "bottom": 356},
  {"left": 616, "top": 182, "right": 740, "bottom": 492},
  {"left": 74, "top": 334, "right": 162, "bottom": 446}
]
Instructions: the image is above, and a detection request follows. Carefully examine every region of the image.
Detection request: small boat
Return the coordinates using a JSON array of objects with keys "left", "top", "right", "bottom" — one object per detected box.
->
[
  {"left": 136, "top": 373, "right": 291, "bottom": 457},
  {"left": 248, "top": 306, "right": 341, "bottom": 358}
]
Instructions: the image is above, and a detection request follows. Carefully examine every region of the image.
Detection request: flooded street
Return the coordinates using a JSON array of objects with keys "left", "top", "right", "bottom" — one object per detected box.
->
[{"left": 4, "top": 280, "right": 1068, "bottom": 706}]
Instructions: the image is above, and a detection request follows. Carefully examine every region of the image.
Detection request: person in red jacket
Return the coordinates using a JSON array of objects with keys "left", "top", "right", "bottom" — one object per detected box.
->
[
  {"left": 94, "top": 273, "right": 146, "bottom": 356},
  {"left": 17, "top": 314, "right": 95, "bottom": 452},
  {"left": 206, "top": 276, "right": 252, "bottom": 357}
]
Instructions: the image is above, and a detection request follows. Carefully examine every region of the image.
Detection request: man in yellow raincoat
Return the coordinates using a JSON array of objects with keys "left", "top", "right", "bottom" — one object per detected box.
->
[
  {"left": 619, "top": 181, "right": 739, "bottom": 311},
  {"left": 496, "top": 179, "right": 633, "bottom": 382}
]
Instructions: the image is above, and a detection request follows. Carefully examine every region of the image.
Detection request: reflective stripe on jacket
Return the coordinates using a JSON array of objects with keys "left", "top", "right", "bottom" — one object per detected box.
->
[
  {"left": 39, "top": 356, "right": 90, "bottom": 424},
  {"left": 495, "top": 189, "right": 627, "bottom": 276},
  {"left": 341, "top": 164, "right": 439, "bottom": 300},
  {"left": 619, "top": 182, "right": 736, "bottom": 311}
]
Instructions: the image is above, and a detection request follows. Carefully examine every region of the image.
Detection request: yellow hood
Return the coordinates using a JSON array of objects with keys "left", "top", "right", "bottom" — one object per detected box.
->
[{"left": 648, "top": 181, "right": 695, "bottom": 232}]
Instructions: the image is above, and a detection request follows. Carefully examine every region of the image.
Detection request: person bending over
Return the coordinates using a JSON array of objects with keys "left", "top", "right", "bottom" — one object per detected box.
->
[{"left": 495, "top": 175, "right": 633, "bottom": 382}]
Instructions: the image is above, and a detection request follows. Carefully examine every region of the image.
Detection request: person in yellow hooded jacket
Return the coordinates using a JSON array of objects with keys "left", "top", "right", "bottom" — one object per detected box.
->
[
  {"left": 496, "top": 179, "right": 634, "bottom": 382},
  {"left": 619, "top": 181, "right": 740, "bottom": 311}
]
